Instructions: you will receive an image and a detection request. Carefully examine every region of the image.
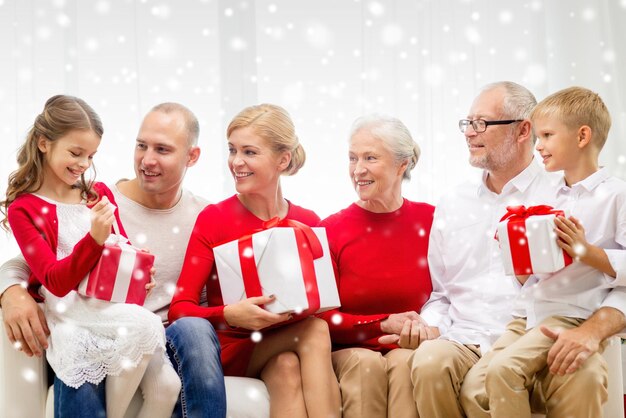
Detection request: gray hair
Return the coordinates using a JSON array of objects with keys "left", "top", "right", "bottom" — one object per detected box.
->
[
  {"left": 480, "top": 81, "right": 537, "bottom": 120},
  {"left": 350, "top": 114, "right": 420, "bottom": 181},
  {"left": 150, "top": 102, "right": 200, "bottom": 146}
]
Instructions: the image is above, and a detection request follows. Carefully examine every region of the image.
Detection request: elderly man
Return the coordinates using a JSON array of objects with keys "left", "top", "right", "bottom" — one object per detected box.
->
[
  {"left": 0, "top": 103, "right": 227, "bottom": 418},
  {"left": 404, "top": 81, "right": 625, "bottom": 418}
]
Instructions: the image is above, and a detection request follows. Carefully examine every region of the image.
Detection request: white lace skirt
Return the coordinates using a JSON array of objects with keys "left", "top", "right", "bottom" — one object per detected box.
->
[{"left": 43, "top": 289, "right": 167, "bottom": 389}]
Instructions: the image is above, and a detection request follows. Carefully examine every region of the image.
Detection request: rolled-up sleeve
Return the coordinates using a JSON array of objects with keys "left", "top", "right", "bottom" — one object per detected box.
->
[{"left": 0, "top": 254, "right": 30, "bottom": 299}]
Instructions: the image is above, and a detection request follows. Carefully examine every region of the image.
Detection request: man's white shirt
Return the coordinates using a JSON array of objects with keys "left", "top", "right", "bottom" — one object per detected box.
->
[{"left": 420, "top": 159, "right": 560, "bottom": 352}]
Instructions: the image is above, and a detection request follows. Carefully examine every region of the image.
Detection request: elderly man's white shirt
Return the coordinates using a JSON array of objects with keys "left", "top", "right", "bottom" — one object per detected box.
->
[{"left": 420, "top": 159, "right": 559, "bottom": 352}]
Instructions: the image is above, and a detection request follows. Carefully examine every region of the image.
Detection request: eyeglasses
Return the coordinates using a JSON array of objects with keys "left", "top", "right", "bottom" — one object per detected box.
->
[{"left": 458, "top": 118, "right": 523, "bottom": 133}]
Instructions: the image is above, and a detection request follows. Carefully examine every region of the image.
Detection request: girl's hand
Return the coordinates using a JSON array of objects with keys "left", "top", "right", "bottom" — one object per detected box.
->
[
  {"left": 142, "top": 249, "right": 156, "bottom": 296},
  {"left": 145, "top": 262, "right": 156, "bottom": 296},
  {"left": 223, "top": 295, "right": 292, "bottom": 330},
  {"left": 145, "top": 278, "right": 156, "bottom": 295},
  {"left": 90, "top": 196, "right": 115, "bottom": 245}
]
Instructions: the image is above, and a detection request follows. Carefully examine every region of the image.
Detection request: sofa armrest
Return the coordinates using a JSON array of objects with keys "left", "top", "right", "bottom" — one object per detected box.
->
[
  {"left": 0, "top": 308, "right": 48, "bottom": 418},
  {"left": 603, "top": 335, "right": 624, "bottom": 418}
]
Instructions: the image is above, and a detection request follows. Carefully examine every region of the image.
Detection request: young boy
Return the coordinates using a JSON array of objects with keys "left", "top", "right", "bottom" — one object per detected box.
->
[{"left": 465, "top": 86, "right": 626, "bottom": 418}]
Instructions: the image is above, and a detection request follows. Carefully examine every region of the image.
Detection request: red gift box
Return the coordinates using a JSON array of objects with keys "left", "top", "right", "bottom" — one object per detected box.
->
[
  {"left": 497, "top": 205, "right": 573, "bottom": 275},
  {"left": 78, "top": 238, "right": 154, "bottom": 305}
]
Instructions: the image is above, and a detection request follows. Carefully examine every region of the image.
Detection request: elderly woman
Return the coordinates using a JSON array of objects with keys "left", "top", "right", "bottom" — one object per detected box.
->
[{"left": 318, "top": 115, "right": 435, "bottom": 418}]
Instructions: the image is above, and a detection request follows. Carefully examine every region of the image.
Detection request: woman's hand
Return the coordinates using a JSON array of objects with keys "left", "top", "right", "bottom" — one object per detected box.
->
[
  {"left": 223, "top": 295, "right": 291, "bottom": 330},
  {"left": 90, "top": 196, "right": 115, "bottom": 245}
]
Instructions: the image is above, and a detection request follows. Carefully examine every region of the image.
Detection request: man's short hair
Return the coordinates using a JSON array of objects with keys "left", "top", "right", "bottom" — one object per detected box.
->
[
  {"left": 480, "top": 81, "right": 537, "bottom": 120},
  {"left": 150, "top": 102, "right": 200, "bottom": 147},
  {"left": 530, "top": 86, "right": 611, "bottom": 150}
]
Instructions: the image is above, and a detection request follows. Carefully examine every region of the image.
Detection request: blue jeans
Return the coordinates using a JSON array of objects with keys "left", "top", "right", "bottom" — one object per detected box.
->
[
  {"left": 54, "top": 317, "right": 226, "bottom": 418},
  {"left": 54, "top": 376, "right": 106, "bottom": 418},
  {"left": 166, "top": 317, "right": 227, "bottom": 418}
]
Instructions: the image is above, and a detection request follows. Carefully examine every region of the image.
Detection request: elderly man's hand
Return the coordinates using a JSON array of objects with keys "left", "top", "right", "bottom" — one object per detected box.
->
[
  {"left": 1, "top": 285, "right": 49, "bottom": 357},
  {"left": 378, "top": 320, "right": 440, "bottom": 349},
  {"left": 540, "top": 325, "right": 601, "bottom": 375}
]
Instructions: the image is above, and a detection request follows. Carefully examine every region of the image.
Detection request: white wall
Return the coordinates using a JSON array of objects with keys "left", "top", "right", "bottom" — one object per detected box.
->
[{"left": 2, "top": 0, "right": 626, "bottom": 258}]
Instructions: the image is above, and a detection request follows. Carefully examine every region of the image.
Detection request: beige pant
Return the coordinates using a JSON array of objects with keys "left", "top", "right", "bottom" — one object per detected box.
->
[
  {"left": 460, "top": 316, "right": 608, "bottom": 418},
  {"left": 408, "top": 339, "right": 482, "bottom": 418},
  {"left": 332, "top": 348, "right": 417, "bottom": 418}
]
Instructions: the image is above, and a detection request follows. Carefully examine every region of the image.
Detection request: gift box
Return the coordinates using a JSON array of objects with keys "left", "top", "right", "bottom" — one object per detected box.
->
[
  {"left": 497, "top": 205, "right": 573, "bottom": 276},
  {"left": 78, "top": 236, "right": 154, "bottom": 305},
  {"left": 213, "top": 218, "right": 341, "bottom": 315}
]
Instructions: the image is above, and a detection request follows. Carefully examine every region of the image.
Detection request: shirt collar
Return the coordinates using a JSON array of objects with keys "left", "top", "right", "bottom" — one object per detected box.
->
[
  {"left": 557, "top": 167, "right": 610, "bottom": 194},
  {"left": 478, "top": 158, "right": 543, "bottom": 197}
]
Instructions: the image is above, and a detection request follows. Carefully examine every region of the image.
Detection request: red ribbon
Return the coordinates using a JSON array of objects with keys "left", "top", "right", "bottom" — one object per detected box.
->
[
  {"left": 498, "top": 205, "right": 572, "bottom": 275},
  {"left": 236, "top": 217, "right": 323, "bottom": 314},
  {"left": 498, "top": 205, "right": 560, "bottom": 223},
  {"left": 82, "top": 243, "right": 154, "bottom": 305}
]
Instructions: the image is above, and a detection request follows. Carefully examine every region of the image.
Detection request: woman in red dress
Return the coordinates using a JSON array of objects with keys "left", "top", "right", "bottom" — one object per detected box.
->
[
  {"left": 169, "top": 104, "right": 341, "bottom": 418},
  {"left": 318, "top": 114, "right": 435, "bottom": 418}
]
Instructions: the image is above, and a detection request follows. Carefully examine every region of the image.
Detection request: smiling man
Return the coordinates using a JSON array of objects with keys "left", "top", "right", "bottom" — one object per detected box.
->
[
  {"left": 0, "top": 103, "right": 227, "bottom": 418},
  {"left": 122, "top": 106, "right": 199, "bottom": 206}
]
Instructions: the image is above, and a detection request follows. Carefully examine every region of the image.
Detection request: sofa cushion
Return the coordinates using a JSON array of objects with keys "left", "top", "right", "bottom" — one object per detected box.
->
[{"left": 43, "top": 376, "right": 270, "bottom": 418}]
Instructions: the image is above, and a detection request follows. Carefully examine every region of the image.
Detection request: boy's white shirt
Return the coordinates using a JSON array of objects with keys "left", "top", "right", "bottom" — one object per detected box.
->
[{"left": 517, "top": 167, "right": 626, "bottom": 328}]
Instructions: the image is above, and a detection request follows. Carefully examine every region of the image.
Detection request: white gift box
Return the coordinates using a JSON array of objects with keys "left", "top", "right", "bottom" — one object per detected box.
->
[
  {"left": 497, "top": 211, "right": 572, "bottom": 276},
  {"left": 214, "top": 226, "right": 340, "bottom": 315}
]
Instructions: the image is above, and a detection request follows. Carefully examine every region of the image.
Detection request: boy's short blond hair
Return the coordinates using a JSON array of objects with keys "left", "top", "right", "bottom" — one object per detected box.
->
[{"left": 530, "top": 86, "right": 611, "bottom": 150}]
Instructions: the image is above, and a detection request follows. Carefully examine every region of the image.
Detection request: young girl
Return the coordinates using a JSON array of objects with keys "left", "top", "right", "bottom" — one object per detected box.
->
[
  {"left": 169, "top": 103, "right": 341, "bottom": 418},
  {"left": 1, "top": 95, "right": 180, "bottom": 418}
]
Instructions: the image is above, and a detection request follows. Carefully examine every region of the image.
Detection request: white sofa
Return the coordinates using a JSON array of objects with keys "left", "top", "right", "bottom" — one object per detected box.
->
[
  {"left": 0, "top": 309, "right": 270, "bottom": 418},
  {"left": 2, "top": 307, "right": 624, "bottom": 418}
]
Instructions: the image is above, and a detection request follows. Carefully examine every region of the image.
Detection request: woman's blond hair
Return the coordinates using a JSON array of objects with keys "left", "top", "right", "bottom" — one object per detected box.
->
[{"left": 227, "top": 104, "right": 305, "bottom": 176}]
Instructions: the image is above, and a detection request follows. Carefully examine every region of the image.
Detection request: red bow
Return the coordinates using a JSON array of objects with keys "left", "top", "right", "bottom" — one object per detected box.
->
[
  {"left": 236, "top": 217, "right": 323, "bottom": 314},
  {"left": 497, "top": 205, "right": 571, "bottom": 275},
  {"left": 498, "top": 205, "right": 560, "bottom": 223}
]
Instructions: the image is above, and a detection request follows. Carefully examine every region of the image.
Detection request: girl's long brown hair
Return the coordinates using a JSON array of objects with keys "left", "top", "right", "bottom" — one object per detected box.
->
[{"left": 1, "top": 95, "right": 103, "bottom": 231}]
